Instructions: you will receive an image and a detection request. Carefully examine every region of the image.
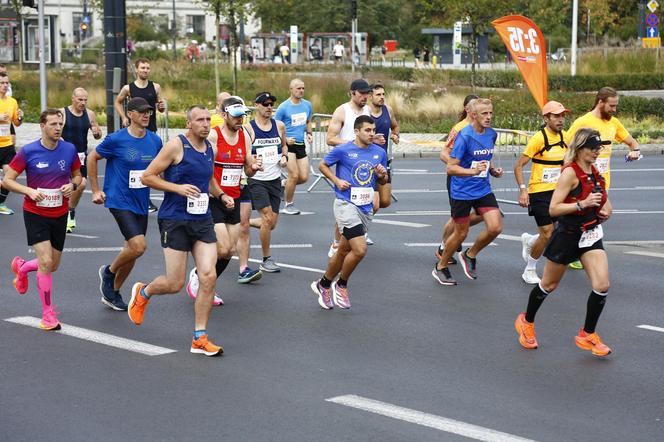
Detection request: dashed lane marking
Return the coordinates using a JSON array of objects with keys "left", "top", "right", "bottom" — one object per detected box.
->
[
  {"left": 372, "top": 219, "right": 431, "bottom": 228},
  {"left": 624, "top": 251, "right": 664, "bottom": 259},
  {"left": 637, "top": 325, "right": 664, "bottom": 333}
]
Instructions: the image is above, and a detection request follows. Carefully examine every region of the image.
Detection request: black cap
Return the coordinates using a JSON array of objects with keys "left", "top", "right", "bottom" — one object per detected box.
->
[
  {"left": 350, "top": 78, "right": 371, "bottom": 93},
  {"left": 581, "top": 134, "right": 611, "bottom": 149},
  {"left": 254, "top": 92, "right": 277, "bottom": 104},
  {"left": 127, "top": 97, "right": 153, "bottom": 112}
]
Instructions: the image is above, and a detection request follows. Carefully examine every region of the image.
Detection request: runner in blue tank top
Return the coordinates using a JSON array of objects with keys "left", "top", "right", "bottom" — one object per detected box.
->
[
  {"left": 128, "top": 105, "right": 225, "bottom": 357},
  {"left": 369, "top": 82, "right": 400, "bottom": 211}
]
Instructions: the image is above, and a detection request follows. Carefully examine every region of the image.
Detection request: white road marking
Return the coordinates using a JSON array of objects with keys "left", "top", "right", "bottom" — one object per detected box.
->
[
  {"left": 66, "top": 233, "right": 99, "bottom": 239},
  {"left": 387, "top": 168, "right": 664, "bottom": 176},
  {"left": 624, "top": 251, "right": 664, "bottom": 259},
  {"left": 250, "top": 243, "right": 312, "bottom": 249},
  {"left": 30, "top": 247, "right": 124, "bottom": 253},
  {"left": 637, "top": 325, "right": 664, "bottom": 333},
  {"left": 4, "top": 316, "right": 177, "bottom": 356},
  {"left": 231, "top": 256, "right": 324, "bottom": 273},
  {"left": 373, "top": 219, "right": 431, "bottom": 228},
  {"left": 377, "top": 210, "right": 664, "bottom": 217},
  {"left": 326, "top": 395, "right": 537, "bottom": 442},
  {"left": 497, "top": 234, "right": 524, "bottom": 242},
  {"left": 404, "top": 242, "right": 496, "bottom": 247}
]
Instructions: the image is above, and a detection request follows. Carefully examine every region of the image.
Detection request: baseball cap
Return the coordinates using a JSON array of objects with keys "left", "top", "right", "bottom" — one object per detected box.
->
[
  {"left": 222, "top": 96, "right": 249, "bottom": 117},
  {"left": 580, "top": 134, "right": 611, "bottom": 149},
  {"left": 541, "top": 101, "right": 570, "bottom": 116},
  {"left": 350, "top": 78, "right": 371, "bottom": 93},
  {"left": 127, "top": 97, "right": 153, "bottom": 112},
  {"left": 254, "top": 92, "right": 277, "bottom": 105}
]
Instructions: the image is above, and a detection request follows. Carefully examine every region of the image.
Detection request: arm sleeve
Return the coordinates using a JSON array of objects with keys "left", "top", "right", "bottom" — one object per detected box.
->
[
  {"left": 614, "top": 118, "right": 630, "bottom": 142},
  {"left": 450, "top": 133, "right": 467, "bottom": 160},
  {"left": 95, "top": 133, "right": 115, "bottom": 158},
  {"left": 274, "top": 104, "right": 285, "bottom": 122},
  {"left": 323, "top": 146, "right": 341, "bottom": 167},
  {"left": 522, "top": 132, "right": 543, "bottom": 158},
  {"left": 71, "top": 150, "right": 82, "bottom": 171}
]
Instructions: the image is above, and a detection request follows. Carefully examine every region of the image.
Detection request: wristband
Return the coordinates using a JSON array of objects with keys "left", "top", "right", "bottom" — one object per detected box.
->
[
  {"left": 519, "top": 184, "right": 526, "bottom": 190},
  {"left": 218, "top": 193, "right": 225, "bottom": 201},
  {"left": 576, "top": 201, "right": 582, "bottom": 211},
  {"left": 72, "top": 183, "right": 78, "bottom": 191}
]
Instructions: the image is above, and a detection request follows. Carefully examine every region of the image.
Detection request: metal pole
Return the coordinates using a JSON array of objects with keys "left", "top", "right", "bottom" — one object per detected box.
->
[
  {"left": 38, "top": 0, "right": 47, "bottom": 111},
  {"left": 587, "top": 9, "right": 591, "bottom": 44},
  {"left": 351, "top": 19, "right": 357, "bottom": 73},
  {"left": 571, "top": 0, "right": 578, "bottom": 76},
  {"left": 172, "top": 0, "right": 177, "bottom": 61}
]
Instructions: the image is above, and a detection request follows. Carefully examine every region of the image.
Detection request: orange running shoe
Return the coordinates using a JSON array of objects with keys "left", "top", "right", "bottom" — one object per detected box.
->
[
  {"left": 128, "top": 282, "right": 150, "bottom": 325},
  {"left": 514, "top": 312, "right": 538, "bottom": 349},
  {"left": 190, "top": 334, "right": 223, "bottom": 356},
  {"left": 575, "top": 328, "right": 612, "bottom": 357}
]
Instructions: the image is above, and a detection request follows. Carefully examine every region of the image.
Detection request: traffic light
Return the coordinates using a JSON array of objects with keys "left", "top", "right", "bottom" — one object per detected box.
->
[
  {"left": 351, "top": 0, "right": 357, "bottom": 19},
  {"left": 80, "top": 22, "right": 88, "bottom": 32}
]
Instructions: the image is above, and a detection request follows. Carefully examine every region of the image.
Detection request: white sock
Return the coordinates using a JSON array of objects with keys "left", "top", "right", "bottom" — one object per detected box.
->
[
  {"left": 527, "top": 234, "right": 539, "bottom": 248},
  {"left": 526, "top": 255, "right": 538, "bottom": 270}
]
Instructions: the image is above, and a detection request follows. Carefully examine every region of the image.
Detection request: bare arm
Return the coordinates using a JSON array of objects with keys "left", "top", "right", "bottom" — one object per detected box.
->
[
  {"left": 88, "top": 109, "right": 103, "bottom": 139},
  {"left": 208, "top": 127, "right": 218, "bottom": 145},
  {"left": 141, "top": 138, "right": 200, "bottom": 197},
  {"left": 86, "top": 149, "right": 105, "bottom": 203},
  {"left": 549, "top": 168, "right": 603, "bottom": 217},
  {"left": 446, "top": 156, "right": 486, "bottom": 177},
  {"left": 114, "top": 85, "right": 130, "bottom": 127},
  {"left": 277, "top": 120, "right": 288, "bottom": 167},
  {"left": 1, "top": 167, "right": 42, "bottom": 201},
  {"left": 154, "top": 82, "right": 166, "bottom": 113},
  {"left": 243, "top": 128, "right": 262, "bottom": 177},
  {"left": 514, "top": 154, "right": 531, "bottom": 207},
  {"left": 326, "top": 106, "right": 346, "bottom": 147},
  {"left": 387, "top": 104, "right": 400, "bottom": 144},
  {"left": 319, "top": 160, "right": 349, "bottom": 190}
]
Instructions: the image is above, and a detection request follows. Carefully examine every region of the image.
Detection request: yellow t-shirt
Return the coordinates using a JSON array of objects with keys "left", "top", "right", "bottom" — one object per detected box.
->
[
  {"left": 210, "top": 112, "right": 224, "bottom": 129},
  {"left": 0, "top": 96, "right": 19, "bottom": 148},
  {"left": 568, "top": 112, "right": 630, "bottom": 189},
  {"left": 522, "top": 127, "right": 571, "bottom": 194},
  {"left": 446, "top": 119, "right": 470, "bottom": 149}
]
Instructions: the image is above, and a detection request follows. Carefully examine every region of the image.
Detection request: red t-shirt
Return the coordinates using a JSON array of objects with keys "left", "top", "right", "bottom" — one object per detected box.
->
[{"left": 213, "top": 126, "right": 247, "bottom": 199}]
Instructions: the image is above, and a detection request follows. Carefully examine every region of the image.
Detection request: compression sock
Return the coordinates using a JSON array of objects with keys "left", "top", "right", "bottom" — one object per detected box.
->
[
  {"left": 69, "top": 208, "right": 76, "bottom": 220},
  {"left": 215, "top": 258, "right": 231, "bottom": 279},
  {"left": 0, "top": 186, "right": 8, "bottom": 204},
  {"left": 337, "top": 278, "right": 348, "bottom": 288},
  {"left": 37, "top": 272, "right": 54, "bottom": 313},
  {"left": 194, "top": 329, "right": 206, "bottom": 340},
  {"left": 525, "top": 283, "right": 549, "bottom": 323},
  {"left": 320, "top": 275, "right": 332, "bottom": 289},
  {"left": 583, "top": 290, "right": 607, "bottom": 334},
  {"left": 21, "top": 259, "right": 39, "bottom": 275}
]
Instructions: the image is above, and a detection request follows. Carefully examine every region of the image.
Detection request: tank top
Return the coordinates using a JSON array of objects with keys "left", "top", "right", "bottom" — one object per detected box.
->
[
  {"left": 62, "top": 107, "right": 91, "bottom": 154},
  {"left": 339, "top": 103, "right": 370, "bottom": 142},
  {"left": 213, "top": 126, "right": 246, "bottom": 199},
  {"left": 129, "top": 80, "right": 158, "bottom": 132},
  {"left": 559, "top": 162, "right": 606, "bottom": 232},
  {"left": 159, "top": 134, "right": 214, "bottom": 221},
  {"left": 250, "top": 119, "right": 282, "bottom": 181},
  {"left": 371, "top": 104, "right": 391, "bottom": 151}
]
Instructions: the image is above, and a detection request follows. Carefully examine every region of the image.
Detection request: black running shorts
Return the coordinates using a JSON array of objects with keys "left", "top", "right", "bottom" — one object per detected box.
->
[
  {"left": 0, "top": 145, "right": 16, "bottom": 166},
  {"left": 110, "top": 208, "right": 148, "bottom": 241},
  {"left": 450, "top": 192, "right": 500, "bottom": 223},
  {"left": 23, "top": 210, "right": 67, "bottom": 251},
  {"left": 543, "top": 225, "right": 605, "bottom": 265},
  {"left": 248, "top": 177, "right": 281, "bottom": 213},
  {"left": 158, "top": 218, "right": 217, "bottom": 252},
  {"left": 528, "top": 190, "right": 556, "bottom": 227},
  {"left": 288, "top": 143, "right": 307, "bottom": 160},
  {"left": 211, "top": 196, "right": 241, "bottom": 225}
]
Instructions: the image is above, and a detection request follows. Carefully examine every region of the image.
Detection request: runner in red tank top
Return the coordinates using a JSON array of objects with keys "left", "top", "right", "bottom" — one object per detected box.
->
[{"left": 186, "top": 96, "right": 263, "bottom": 304}]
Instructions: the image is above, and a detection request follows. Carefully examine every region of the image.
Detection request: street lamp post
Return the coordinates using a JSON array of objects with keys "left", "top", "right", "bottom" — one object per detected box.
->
[
  {"left": 571, "top": 0, "right": 578, "bottom": 76},
  {"left": 38, "top": 0, "right": 46, "bottom": 111},
  {"left": 172, "top": 0, "right": 177, "bottom": 61}
]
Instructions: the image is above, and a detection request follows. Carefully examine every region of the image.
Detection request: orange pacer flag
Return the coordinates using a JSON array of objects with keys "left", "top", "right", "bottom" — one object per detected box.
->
[{"left": 492, "top": 15, "right": 548, "bottom": 110}]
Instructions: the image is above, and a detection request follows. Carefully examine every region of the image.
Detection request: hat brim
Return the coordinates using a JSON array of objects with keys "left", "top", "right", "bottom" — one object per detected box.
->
[
  {"left": 353, "top": 88, "right": 371, "bottom": 93},
  {"left": 227, "top": 109, "right": 247, "bottom": 117},
  {"left": 130, "top": 105, "right": 153, "bottom": 112}
]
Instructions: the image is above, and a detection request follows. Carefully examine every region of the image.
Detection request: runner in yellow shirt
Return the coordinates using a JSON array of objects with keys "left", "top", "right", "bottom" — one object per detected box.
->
[
  {"left": 514, "top": 101, "right": 571, "bottom": 284},
  {"left": 0, "top": 72, "right": 23, "bottom": 215},
  {"left": 567, "top": 86, "right": 640, "bottom": 269},
  {"left": 436, "top": 94, "right": 482, "bottom": 265},
  {"left": 211, "top": 91, "right": 231, "bottom": 129}
]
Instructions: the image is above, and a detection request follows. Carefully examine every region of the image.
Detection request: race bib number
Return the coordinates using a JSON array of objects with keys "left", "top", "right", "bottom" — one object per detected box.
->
[
  {"left": 187, "top": 193, "right": 209, "bottom": 215},
  {"left": 129, "top": 170, "right": 147, "bottom": 189},
  {"left": 595, "top": 158, "right": 609, "bottom": 174},
  {"left": 291, "top": 112, "right": 307, "bottom": 127},
  {"left": 221, "top": 165, "right": 243, "bottom": 187},
  {"left": 578, "top": 224, "right": 603, "bottom": 248},
  {"left": 37, "top": 188, "right": 63, "bottom": 208},
  {"left": 541, "top": 167, "right": 561, "bottom": 183},
  {"left": 471, "top": 161, "right": 488, "bottom": 178},
  {"left": 350, "top": 186, "right": 374, "bottom": 206},
  {"left": 78, "top": 152, "right": 86, "bottom": 164},
  {"left": 0, "top": 124, "right": 10, "bottom": 137},
  {"left": 256, "top": 145, "right": 279, "bottom": 165}
]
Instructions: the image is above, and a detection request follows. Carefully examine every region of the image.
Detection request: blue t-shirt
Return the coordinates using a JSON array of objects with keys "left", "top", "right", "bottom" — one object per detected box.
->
[
  {"left": 95, "top": 128, "right": 163, "bottom": 215},
  {"left": 275, "top": 98, "right": 313, "bottom": 143},
  {"left": 323, "top": 141, "right": 388, "bottom": 214},
  {"left": 450, "top": 125, "right": 497, "bottom": 200}
]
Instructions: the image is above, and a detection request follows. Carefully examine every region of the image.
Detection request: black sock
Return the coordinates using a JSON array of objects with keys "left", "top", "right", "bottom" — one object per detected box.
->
[
  {"left": 0, "top": 186, "right": 8, "bottom": 204},
  {"left": 215, "top": 258, "right": 231, "bottom": 278},
  {"left": 525, "top": 284, "right": 549, "bottom": 323},
  {"left": 337, "top": 278, "right": 347, "bottom": 287},
  {"left": 69, "top": 208, "right": 76, "bottom": 219},
  {"left": 320, "top": 275, "right": 332, "bottom": 288},
  {"left": 263, "top": 256, "right": 271, "bottom": 262},
  {"left": 583, "top": 290, "right": 607, "bottom": 334}
]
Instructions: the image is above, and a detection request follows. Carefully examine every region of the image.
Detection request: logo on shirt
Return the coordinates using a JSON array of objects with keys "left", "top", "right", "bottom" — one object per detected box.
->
[
  {"left": 127, "top": 148, "right": 138, "bottom": 161},
  {"left": 473, "top": 148, "right": 494, "bottom": 156},
  {"left": 347, "top": 153, "right": 358, "bottom": 159},
  {"left": 353, "top": 160, "right": 375, "bottom": 185},
  {"left": 58, "top": 160, "right": 66, "bottom": 171},
  {"left": 373, "top": 155, "right": 380, "bottom": 159},
  {"left": 36, "top": 162, "right": 49, "bottom": 168}
]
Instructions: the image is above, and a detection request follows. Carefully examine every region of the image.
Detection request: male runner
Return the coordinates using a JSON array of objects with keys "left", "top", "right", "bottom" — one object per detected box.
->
[
  {"left": 186, "top": 96, "right": 262, "bottom": 303},
  {"left": 275, "top": 78, "right": 313, "bottom": 215},
  {"left": 211, "top": 91, "right": 232, "bottom": 129},
  {"left": 244, "top": 91, "right": 288, "bottom": 273},
  {"left": 566, "top": 86, "right": 640, "bottom": 269},
  {"left": 115, "top": 58, "right": 166, "bottom": 213},
  {"left": 128, "top": 105, "right": 223, "bottom": 356},
  {"left": 514, "top": 101, "right": 571, "bottom": 284},
  {"left": 0, "top": 73, "right": 23, "bottom": 215},
  {"left": 368, "top": 82, "right": 399, "bottom": 209},
  {"left": 5, "top": 109, "right": 82, "bottom": 330},
  {"left": 432, "top": 98, "right": 504, "bottom": 286},
  {"left": 311, "top": 115, "right": 388, "bottom": 309},
  {"left": 61, "top": 87, "right": 103, "bottom": 232},
  {"left": 88, "top": 97, "right": 163, "bottom": 311},
  {"left": 326, "top": 79, "right": 371, "bottom": 254}
]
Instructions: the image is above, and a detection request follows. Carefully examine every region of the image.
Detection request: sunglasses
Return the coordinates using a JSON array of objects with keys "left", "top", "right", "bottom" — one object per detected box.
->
[
  {"left": 583, "top": 145, "right": 602, "bottom": 152},
  {"left": 260, "top": 102, "right": 274, "bottom": 107}
]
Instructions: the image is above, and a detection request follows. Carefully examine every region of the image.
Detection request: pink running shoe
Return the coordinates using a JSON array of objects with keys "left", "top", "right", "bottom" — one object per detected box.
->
[
  {"left": 311, "top": 280, "right": 333, "bottom": 310},
  {"left": 39, "top": 307, "right": 61, "bottom": 331},
  {"left": 186, "top": 267, "right": 224, "bottom": 306},
  {"left": 331, "top": 281, "right": 351, "bottom": 309},
  {"left": 11, "top": 256, "right": 28, "bottom": 295}
]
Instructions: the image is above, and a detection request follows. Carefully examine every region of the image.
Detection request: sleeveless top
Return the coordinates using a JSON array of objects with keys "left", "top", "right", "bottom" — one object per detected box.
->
[
  {"left": 371, "top": 104, "right": 391, "bottom": 151},
  {"left": 62, "top": 107, "right": 91, "bottom": 154},
  {"left": 559, "top": 162, "right": 607, "bottom": 232},
  {"left": 250, "top": 119, "right": 282, "bottom": 181},
  {"left": 213, "top": 126, "right": 246, "bottom": 199},
  {"left": 159, "top": 134, "right": 214, "bottom": 221},
  {"left": 339, "top": 103, "right": 370, "bottom": 142},
  {"left": 129, "top": 80, "right": 158, "bottom": 132}
]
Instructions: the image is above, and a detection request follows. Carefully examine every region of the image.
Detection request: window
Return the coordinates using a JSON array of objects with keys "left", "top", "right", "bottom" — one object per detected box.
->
[
  {"left": 186, "top": 15, "right": 205, "bottom": 37},
  {"left": 24, "top": 17, "right": 51, "bottom": 63}
]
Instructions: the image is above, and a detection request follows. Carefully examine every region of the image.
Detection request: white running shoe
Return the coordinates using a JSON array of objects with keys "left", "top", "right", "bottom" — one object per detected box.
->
[
  {"left": 364, "top": 233, "right": 374, "bottom": 245},
  {"left": 328, "top": 241, "right": 339, "bottom": 258},
  {"left": 521, "top": 233, "right": 534, "bottom": 264},
  {"left": 521, "top": 268, "right": 541, "bottom": 285},
  {"left": 186, "top": 267, "right": 224, "bottom": 306}
]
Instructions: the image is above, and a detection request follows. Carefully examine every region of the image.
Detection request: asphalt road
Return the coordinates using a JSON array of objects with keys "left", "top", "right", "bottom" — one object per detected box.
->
[{"left": 1, "top": 154, "right": 663, "bottom": 441}]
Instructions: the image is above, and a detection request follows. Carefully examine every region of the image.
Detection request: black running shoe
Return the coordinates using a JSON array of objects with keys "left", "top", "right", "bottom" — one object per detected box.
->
[
  {"left": 435, "top": 246, "right": 458, "bottom": 265},
  {"left": 148, "top": 200, "right": 158, "bottom": 213},
  {"left": 431, "top": 264, "right": 458, "bottom": 286},
  {"left": 458, "top": 249, "right": 477, "bottom": 280}
]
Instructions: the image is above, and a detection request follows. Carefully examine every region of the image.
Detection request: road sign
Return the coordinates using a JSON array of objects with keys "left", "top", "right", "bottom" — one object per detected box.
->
[
  {"left": 648, "top": 0, "right": 659, "bottom": 13},
  {"left": 642, "top": 37, "right": 661, "bottom": 48},
  {"left": 648, "top": 26, "right": 659, "bottom": 38},
  {"left": 647, "top": 13, "right": 659, "bottom": 27}
]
